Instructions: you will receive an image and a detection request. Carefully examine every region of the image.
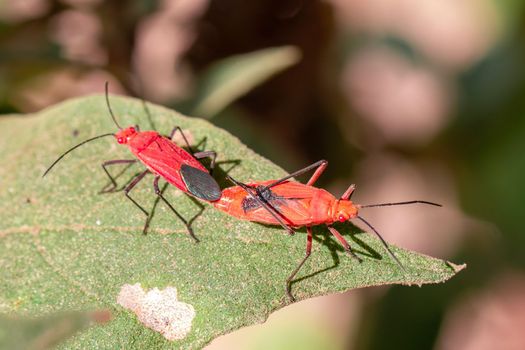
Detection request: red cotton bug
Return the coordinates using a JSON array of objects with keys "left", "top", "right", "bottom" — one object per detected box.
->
[
  {"left": 214, "top": 160, "right": 441, "bottom": 301},
  {"left": 43, "top": 82, "right": 221, "bottom": 242}
]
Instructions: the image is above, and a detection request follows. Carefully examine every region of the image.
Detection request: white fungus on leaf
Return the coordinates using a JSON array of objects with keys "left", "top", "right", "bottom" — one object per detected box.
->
[{"left": 117, "top": 283, "right": 195, "bottom": 341}]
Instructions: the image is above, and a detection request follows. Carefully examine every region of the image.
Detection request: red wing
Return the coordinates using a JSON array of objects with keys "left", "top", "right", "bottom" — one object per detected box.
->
[
  {"left": 246, "top": 197, "right": 313, "bottom": 226},
  {"left": 241, "top": 181, "right": 317, "bottom": 226},
  {"left": 135, "top": 138, "right": 206, "bottom": 191},
  {"left": 268, "top": 181, "right": 319, "bottom": 199},
  {"left": 245, "top": 180, "right": 318, "bottom": 198}
]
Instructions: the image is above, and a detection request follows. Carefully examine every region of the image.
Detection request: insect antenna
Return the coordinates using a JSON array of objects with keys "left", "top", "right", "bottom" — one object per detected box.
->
[
  {"left": 137, "top": 82, "right": 156, "bottom": 131},
  {"left": 141, "top": 98, "right": 156, "bottom": 131},
  {"left": 360, "top": 200, "right": 441, "bottom": 209},
  {"left": 356, "top": 215, "right": 405, "bottom": 270},
  {"left": 105, "top": 81, "right": 122, "bottom": 130},
  {"left": 42, "top": 133, "right": 114, "bottom": 177}
]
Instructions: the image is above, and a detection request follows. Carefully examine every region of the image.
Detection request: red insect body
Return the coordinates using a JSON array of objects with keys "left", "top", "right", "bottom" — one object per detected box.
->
[
  {"left": 116, "top": 127, "right": 208, "bottom": 194},
  {"left": 214, "top": 180, "right": 359, "bottom": 227},
  {"left": 44, "top": 85, "right": 221, "bottom": 241},
  {"left": 216, "top": 160, "right": 440, "bottom": 301}
]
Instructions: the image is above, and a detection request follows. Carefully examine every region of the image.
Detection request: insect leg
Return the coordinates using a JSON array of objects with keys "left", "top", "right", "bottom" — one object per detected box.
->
[
  {"left": 153, "top": 176, "right": 199, "bottom": 243},
  {"left": 306, "top": 160, "right": 328, "bottom": 186},
  {"left": 124, "top": 170, "right": 150, "bottom": 216},
  {"left": 167, "top": 126, "right": 195, "bottom": 154},
  {"left": 142, "top": 182, "right": 166, "bottom": 235},
  {"left": 226, "top": 175, "right": 296, "bottom": 236},
  {"left": 99, "top": 159, "right": 137, "bottom": 193},
  {"left": 340, "top": 184, "right": 356, "bottom": 200},
  {"left": 286, "top": 226, "right": 313, "bottom": 302},
  {"left": 327, "top": 226, "right": 362, "bottom": 262},
  {"left": 193, "top": 150, "right": 217, "bottom": 173},
  {"left": 266, "top": 160, "right": 328, "bottom": 189}
]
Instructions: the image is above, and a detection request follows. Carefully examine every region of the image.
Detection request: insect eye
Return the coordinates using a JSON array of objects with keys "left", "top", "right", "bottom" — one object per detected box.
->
[
  {"left": 117, "top": 137, "right": 124, "bottom": 144},
  {"left": 338, "top": 214, "right": 346, "bottom": 223}
]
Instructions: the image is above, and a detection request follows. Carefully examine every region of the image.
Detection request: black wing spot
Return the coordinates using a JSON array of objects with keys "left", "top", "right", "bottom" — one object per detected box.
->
[
  {"left": 180, "top": 164, "right": 221, "bottom": 201},
  {"left": 241, "top": 186, "right": 303, "bottom": 213},
  {"left": 242, "top": 197, "right": 261, "bottom": 212}
]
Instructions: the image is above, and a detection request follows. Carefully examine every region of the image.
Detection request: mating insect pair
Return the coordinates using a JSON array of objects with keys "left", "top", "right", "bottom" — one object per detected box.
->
[{"left": 44, "top": 84, "right": 440, "bottom": 301}]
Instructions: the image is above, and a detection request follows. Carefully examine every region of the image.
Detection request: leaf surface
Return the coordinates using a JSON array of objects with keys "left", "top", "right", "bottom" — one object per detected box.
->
[
  {"left": 0, "top": 310, "right": 110, "bottom": 350},
  {"left": 0, "top": 96, "right": 464, "bottom": 349}
]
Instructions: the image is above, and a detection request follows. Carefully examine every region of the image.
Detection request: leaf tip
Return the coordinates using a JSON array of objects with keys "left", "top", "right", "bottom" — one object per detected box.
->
[{"left": 446, "top": 261, "right": 467, "bottom": 274}]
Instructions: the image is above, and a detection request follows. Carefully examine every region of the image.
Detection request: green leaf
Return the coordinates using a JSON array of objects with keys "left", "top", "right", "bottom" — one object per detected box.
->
[
  {"left": 190, "top": 46, "right": 302, "bottom": 118},
  {"left": 0, "top": 310, "right": 110, "bottom": 350},
  {"left": 0, "top": 96, "right": 464, "bottom": 349}
]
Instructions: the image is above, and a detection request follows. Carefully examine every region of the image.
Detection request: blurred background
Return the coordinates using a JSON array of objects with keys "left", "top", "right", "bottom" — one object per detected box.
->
[{"left": 1, "top": 0, "right": 524, "bottom": 349}]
